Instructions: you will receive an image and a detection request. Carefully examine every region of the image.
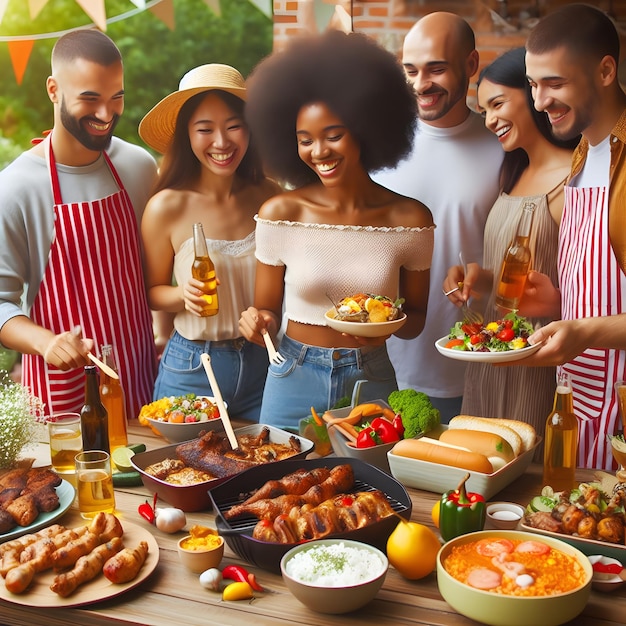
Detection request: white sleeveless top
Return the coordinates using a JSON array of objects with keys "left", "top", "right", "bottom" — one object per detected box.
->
[
  {"left": 173, "top": 232, "right": 256, "bottom": 341},
  {"left": 255, "top": 216, "right": 434, "bottom": 325}
]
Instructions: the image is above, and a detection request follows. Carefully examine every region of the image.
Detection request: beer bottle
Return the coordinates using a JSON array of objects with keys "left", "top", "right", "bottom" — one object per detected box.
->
[
  {"left": 99, "top": 344, "right": 128, "bottom": 451},
  {"left": 80, "top": 365, "right": 110, "bottom": 454},
  {"left": 543, "top": 372, "right": 578, "bottom": 491},
  {"left": 495, "top": 201, "right": 535, "bottom": 311},
  {"left": 192, "top": 222, "right": 219, "bottom": 317}
]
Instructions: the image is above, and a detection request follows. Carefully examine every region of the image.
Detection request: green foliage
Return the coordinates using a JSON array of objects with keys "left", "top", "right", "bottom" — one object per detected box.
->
[
  {"left": 387, "top": 389, "right": 441, "bottom": 439},
  {"left": 0, "top": 0, "right": 272, "bottom": 160}
]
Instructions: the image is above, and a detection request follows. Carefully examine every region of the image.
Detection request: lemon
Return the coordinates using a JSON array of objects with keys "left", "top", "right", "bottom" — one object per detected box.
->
[
  {"left": 365, "top": 298, "right": 388, "bottom": 323},
  {"left": 386, "top": 519, "right": 441, "bottom": 580},
  {"left": 112, "top": 446, "right": 136, "bottom": 472}
]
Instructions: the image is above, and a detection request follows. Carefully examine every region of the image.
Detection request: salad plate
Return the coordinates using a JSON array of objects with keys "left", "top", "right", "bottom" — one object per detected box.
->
[
  {"left": 325, "top": 309, "right": 407, "bottom": 338},
  {"left": 435, "top": 336, "right": 541, "bottom": 363}
]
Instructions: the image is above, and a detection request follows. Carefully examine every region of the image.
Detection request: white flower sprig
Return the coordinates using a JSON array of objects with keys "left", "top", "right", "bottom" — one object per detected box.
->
[{"left": 0, "top": 371, "right": 46, "bottom": 469}]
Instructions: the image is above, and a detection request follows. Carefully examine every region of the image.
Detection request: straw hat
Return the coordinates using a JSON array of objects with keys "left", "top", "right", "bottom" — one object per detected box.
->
[{"left": 139, "top": 64, "right": 247, "bottom": 154}]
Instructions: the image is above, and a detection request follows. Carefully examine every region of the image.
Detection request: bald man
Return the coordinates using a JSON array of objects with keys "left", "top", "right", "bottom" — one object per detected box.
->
[
  {"left": 0, "top": 29, "right": 158, "bottom": 419},
  {"left": 374, "top": 12, "right": 503, "bottom": 422}
]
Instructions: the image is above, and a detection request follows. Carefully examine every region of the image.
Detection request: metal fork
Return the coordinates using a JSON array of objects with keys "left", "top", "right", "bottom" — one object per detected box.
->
[
  {"left": 261, "top": 329, "right": 285, "bottom": 364},
  {"left": 459, "top": 252, "right": 484, "bottom": 325}
]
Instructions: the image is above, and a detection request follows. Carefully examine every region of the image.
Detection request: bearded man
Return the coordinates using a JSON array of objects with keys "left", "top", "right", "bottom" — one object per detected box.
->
[{"left": 0, "top": 29, "right": 158, "bottom": 418}]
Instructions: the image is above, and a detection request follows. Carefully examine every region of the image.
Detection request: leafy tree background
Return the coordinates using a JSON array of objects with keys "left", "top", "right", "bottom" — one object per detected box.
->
[{"left": 0, "top": 0, "right": 272, "bottom": 168}]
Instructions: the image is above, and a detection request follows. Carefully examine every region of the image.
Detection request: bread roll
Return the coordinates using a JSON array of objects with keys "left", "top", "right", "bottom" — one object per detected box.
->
[
  {"left": 448, "top": 416, "right": 522, "bottom": 456},
  {"left": 390, "top": 437, "right": 493, "bottom": 474},
  {"left": 483, "top": 417, "right": 536, "bottom": 452},
  {"left": 439, "top": 429, "right": 515, "bottom": 463}
]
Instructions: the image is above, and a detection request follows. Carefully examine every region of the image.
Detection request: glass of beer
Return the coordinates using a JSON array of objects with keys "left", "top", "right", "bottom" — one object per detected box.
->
[
  {"left": 75, "top": 450, "right": 116, "bottom": 519},
  {"left": 48, "top": 413, "right": 82, "bottom": 474}
]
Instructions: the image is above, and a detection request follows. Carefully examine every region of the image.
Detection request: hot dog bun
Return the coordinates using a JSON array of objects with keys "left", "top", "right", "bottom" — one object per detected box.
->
[
  {"left": 390, "top": 437, "right": 493, "bottom": 474},
  {"left": 448, "top": 416, "right": 522, "bottom": 456},
  {"left": 439, "top": 429, "right": 515, "bottom": 463}
]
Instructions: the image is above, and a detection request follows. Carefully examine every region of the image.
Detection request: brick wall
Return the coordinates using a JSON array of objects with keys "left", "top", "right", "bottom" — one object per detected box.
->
[{"left": 273, "top": 0, "right": 626, "bottom": 103}]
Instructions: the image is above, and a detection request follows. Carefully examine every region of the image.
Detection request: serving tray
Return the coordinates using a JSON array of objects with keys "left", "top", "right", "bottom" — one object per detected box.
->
[{"left": 209, "top": 457, "right": 412, "bottom": 573}]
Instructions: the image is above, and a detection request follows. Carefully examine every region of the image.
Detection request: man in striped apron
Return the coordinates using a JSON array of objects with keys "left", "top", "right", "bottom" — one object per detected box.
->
[
  {"left": 522, "top": 5, "right": 626, "bottom": 470},
  {"left": 0, "top": 30, "right": 157, "bottom": 420}
]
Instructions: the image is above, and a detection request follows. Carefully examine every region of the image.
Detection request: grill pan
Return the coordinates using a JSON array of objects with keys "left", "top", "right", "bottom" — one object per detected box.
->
[{"left": 209, "top": 457, "right": 412, "bottom": 573}]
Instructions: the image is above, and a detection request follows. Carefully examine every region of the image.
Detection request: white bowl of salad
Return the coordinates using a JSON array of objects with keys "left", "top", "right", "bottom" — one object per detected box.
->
[
  {"left": 435, "top": 313, "right": 541, "bottom": 363},
  {"left": 139, "top": 395, "right": 227, "bottom": 443}
]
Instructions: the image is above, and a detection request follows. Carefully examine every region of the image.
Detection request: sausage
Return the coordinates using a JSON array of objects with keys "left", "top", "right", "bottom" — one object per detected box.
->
[{"left": 389, "top": 437, "right": 493, "bottom": 474}]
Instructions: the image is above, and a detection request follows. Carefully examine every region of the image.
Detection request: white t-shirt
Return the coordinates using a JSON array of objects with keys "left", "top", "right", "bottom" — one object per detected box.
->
[
  {"left": 373, "top": 113, "right": 503, "bottom": 398},
  {"left": 570, "top": 135, "right": 610, "bottom": 189}
]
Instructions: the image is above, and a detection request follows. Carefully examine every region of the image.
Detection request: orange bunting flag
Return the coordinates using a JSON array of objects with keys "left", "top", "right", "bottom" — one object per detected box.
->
[
  {"left": 28, "top": 0, "right": 50, "bottom": 20},
  {"left": 202, "top": 0, "right": 221, "bottom": 16},
  {"left": 149, "top": 0, "right": 175, "bottom": 30},
  {"left": 8, "top": 39, "right": 35, "bottom": 85},
  {"left": 74, "top": 0, "right": 107, "bottom": 31}
]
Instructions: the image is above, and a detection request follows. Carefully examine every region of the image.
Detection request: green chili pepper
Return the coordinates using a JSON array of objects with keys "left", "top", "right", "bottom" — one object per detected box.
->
[{"left": 439, "top": 472, "right": 486, "bottom": 542}]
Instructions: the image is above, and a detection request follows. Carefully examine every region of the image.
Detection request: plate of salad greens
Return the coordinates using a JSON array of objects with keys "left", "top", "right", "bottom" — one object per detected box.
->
[{"left": 435, "top": 313, "right": 541, "bottom": 363}]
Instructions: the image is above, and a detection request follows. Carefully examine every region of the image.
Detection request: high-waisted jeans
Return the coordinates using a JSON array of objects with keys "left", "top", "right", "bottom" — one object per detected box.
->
[
  {"left": 259, "top": 334, "right": 398, "bottom": 432},
  {"left": 153, "top": 331, "right": 268, "bottom": 422}
]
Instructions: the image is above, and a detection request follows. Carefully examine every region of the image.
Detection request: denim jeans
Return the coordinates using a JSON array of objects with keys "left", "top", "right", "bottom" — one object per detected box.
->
[
  {"left": 153, "top": 331, "right": 268, "bottom": 422},
  {"left": 259, "top": 334, "right": 398, "bottom": 432}
]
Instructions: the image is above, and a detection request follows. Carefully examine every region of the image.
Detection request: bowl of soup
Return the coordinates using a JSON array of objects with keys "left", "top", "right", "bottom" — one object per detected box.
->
[{"left": 437, "top": 530, "right": 592, "bottom": 626}]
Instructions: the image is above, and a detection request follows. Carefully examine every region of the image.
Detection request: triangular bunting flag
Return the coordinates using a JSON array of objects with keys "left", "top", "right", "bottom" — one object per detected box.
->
[
  {"left": 128, "top": 0, "right": 146, "bottom": 8},
  {"left": 0, "top": 0, "right": 10, "bottom": 26},
  {"left": 8, "top": 39, "right": 35, "bottom": 85},
  {"left": 202, "top": 0, "right": 221, "bottom": 17},
  {"left": 247, "top": 0, "right": 271, "bottom": 19},
  {"left": 149, "top": 0, "right": 175, "bottom": 30},
  {"left": 74, "top": 0, "right": 107, "bottom": 31},
  {"left": 28, "top": 0, "right": 50, "bottom": 20}
]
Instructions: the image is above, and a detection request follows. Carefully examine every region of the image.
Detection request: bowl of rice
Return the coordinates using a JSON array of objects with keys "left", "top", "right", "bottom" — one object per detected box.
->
[{"left": 280, "top": 538, "right": 388, "bottom": 614}]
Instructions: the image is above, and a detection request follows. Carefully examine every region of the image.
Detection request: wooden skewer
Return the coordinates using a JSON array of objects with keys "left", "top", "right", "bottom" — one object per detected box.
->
[{"left": 200, "top": 353, "right": 238, "bottom": 449}]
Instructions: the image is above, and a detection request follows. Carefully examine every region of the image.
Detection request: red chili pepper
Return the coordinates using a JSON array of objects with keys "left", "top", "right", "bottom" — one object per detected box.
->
[
  {"left": 138, "top": 492, "right": 158, "bottom": 524},
  {"left": 370, "top": 417, "right": 401, "bottom": 444},
  {"left": 392, "top": 413, "right": 405, "bottom": 438},
  {"left": 138, "top": 501, "right": 155, "bottom": 524},
  {"left": 222, "top": 564, "right": 264, "bottom": 591}
]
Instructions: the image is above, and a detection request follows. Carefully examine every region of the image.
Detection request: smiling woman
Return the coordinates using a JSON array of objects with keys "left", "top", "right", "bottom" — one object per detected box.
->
[{"left": 238, "top": 30, "right": 436, "bottom": 431}]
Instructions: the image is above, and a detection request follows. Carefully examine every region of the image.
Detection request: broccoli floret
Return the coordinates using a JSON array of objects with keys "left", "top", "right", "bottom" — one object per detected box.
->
[{"left": 388, "top": 389, "right": 440, "bottom": 438}]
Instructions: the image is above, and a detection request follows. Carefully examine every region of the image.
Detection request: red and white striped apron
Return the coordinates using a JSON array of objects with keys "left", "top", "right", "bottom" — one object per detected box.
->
[
  {"left": 558, "top": 185, "right": 626, "bottom": 470},
  {"left": 23, "top": 136, "right": 157, "bottom": 420}
]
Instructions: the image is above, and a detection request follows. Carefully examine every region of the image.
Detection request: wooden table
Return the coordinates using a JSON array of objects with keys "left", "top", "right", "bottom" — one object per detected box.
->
[{"left": 1, "top": 422, "right": 624, "bottom": 626}]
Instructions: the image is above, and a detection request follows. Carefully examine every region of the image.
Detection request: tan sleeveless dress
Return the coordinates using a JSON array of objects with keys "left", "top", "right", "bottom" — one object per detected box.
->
[{"left": 461, "top": 183, "right": 563, "bottom": 453}]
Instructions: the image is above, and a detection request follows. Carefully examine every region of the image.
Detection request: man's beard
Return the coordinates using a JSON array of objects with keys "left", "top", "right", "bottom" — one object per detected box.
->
[{"left": 60, "top": 99, "right": 119, "bottom": 152}]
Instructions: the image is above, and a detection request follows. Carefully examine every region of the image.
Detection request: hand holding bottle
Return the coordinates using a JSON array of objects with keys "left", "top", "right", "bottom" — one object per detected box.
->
[{"left": 191, "top": 222, "right": 219, "bottom": 317}]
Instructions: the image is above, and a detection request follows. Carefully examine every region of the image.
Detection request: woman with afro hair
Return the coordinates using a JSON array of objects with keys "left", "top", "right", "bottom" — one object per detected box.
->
[{"left": 239, "top": 30, "right": 435, "bottom": 430}]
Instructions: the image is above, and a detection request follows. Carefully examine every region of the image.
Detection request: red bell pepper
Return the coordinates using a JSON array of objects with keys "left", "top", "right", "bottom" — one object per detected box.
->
[
  {"left": 356, "top": 426, "right": 379, "bottom": 448},
  {"left": 370, "top": 417, "right": 401, "bottom": 444},
  {"left": 138, "top": 492, "right": 158, "bottom": 524}
]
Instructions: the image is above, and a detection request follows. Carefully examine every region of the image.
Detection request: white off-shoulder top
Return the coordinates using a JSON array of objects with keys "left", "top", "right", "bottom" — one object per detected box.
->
[{"left": 255, "top": 216, "right": 435, "bottom": 326}]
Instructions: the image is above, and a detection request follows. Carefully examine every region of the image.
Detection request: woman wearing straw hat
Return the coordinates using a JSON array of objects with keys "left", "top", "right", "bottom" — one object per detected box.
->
[
  {"left": 139, "top": 63, "right": 279, "bottom": 421},
  {"left": 238, "top": 31, "right": 435, "bottom": 431}
]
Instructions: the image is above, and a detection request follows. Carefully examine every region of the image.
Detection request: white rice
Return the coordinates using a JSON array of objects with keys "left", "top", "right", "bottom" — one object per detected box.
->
[{"left": 285, "top": 542, "right": 385, "bottom": 587}]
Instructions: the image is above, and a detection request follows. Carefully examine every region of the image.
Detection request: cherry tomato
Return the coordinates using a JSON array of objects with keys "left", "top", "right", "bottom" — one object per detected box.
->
[
  {"left": 470, "top": 334, "right": 483, "bottom": 345},
  {"left": 496, "top": 328, "right": 515, "bottom": 342}
]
